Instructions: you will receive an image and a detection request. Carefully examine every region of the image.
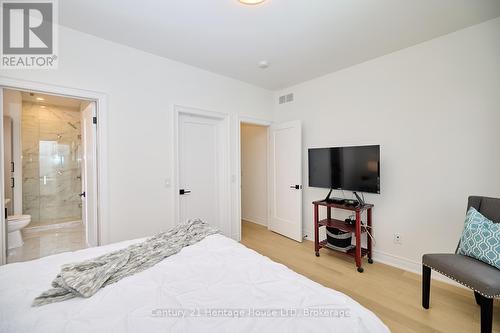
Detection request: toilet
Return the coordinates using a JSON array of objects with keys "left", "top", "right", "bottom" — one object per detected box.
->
[{"left": 7, "top": 215, "right": 31, "bottom": 249}]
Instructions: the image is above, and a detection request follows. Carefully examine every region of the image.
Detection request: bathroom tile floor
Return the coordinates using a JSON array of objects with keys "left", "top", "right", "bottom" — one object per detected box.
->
[{"left": 7, "top": 223, "right": 86, "bottom": 264}]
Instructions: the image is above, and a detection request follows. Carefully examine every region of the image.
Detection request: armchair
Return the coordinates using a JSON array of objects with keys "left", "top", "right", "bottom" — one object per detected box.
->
[{"left": 422, "top": 196, "right": 500, "bottom": 333}]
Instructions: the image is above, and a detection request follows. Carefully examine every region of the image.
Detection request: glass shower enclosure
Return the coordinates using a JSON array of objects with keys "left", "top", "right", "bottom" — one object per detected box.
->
[{"left": 22, "top": 102, "right": 83, "bottom": 228}]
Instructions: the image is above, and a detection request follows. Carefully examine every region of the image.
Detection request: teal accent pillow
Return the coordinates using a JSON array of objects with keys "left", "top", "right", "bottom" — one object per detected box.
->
[{"left": 458, "top": 207, "right": 500, "bottom": 270}]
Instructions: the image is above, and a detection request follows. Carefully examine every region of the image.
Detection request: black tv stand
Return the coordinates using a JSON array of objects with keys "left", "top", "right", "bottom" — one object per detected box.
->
[
  {"left": 353, "top": 192, "right": 365, "bottom": 206},
  {"left": 324, "top": 188, "right": 334, "bottom": 202}
]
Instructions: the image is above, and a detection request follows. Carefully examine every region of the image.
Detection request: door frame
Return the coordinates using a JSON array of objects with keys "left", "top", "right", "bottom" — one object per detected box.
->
[
  {"left": 80, "top": 101, "right": 98, "bottom": 247},
  {"left": 236, "top": 116, "right": 272, "bottom": 242},
  {"left": 0, "top": 89, "right": 5, "bottom": 265},
  {"left": 172, "top": 105, "right": 231, "bottom": 236},
  {"left": 0, "top": 77, "right": 109, "bottom": 265}
]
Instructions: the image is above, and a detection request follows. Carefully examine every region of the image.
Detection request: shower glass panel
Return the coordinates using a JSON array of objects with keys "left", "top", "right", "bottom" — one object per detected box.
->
[{"left": 22, "top": 102, "right": 82, "bottom": 227}]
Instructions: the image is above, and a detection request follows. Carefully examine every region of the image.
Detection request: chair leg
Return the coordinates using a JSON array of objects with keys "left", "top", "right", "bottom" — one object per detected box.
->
[
  {"left": 422, "top": 265, "right": 431, "bottom": 309},
  {"left": 479, "top": 295, "right": 493, "bottom": 333},
  {"left": 474, "top": 291, "right": 481, "bottom": 306}
]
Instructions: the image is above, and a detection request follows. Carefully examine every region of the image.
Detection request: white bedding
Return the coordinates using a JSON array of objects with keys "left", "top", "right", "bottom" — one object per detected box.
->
[{"left": 0, "top": 234, "right": 390, "bottom": 333}]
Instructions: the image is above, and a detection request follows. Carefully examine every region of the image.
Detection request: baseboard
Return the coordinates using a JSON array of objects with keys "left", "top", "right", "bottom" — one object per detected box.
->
[
  {"left": 303, "top": 228, "right": 464, "bottom": 289},
  {"left": 242, "top": 217, "right": 267, "bottom": 227},
  {"left": 372, "top": 250, "right": 463, "bottom": 288},
  {"left": 303, "top": 228, "right": 314, "bottom": 242},
  {"left": 372, "top": 250, "right": 421, "bottom": 274}
]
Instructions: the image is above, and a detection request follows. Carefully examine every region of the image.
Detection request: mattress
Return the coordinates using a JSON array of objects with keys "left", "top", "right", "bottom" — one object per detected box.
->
[{"left": 0, "top": 234, "right": 390, "bottom": 333}]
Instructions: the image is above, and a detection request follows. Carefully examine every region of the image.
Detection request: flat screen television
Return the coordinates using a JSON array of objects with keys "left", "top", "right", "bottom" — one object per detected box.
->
[{"left": 308, "top": 145, "right": 380, "bottom": 194}]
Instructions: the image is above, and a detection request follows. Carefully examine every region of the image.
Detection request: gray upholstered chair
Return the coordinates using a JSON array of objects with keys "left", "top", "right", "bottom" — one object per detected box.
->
[{"left": 422, "top": 196, "right": 500, "bottom": 333}]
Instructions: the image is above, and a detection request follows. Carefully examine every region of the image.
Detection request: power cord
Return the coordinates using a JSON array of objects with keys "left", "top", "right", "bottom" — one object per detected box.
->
[
  {"left": 345, "top": 214, "right": 376, "bottom": 246},
  {"left": 361, "top": 220, "right": 376, "bottom": 246}
]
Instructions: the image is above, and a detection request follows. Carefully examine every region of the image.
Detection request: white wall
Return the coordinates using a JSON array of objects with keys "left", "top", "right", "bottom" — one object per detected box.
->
[
  {"left": 0, "top": 26, "right": 273, "bottom": 244},
  {"left": 1, "top": 16, "right": 499, "bottom": 279},
  {"left": 2, "top": 89, "right": 22, "bottom": 215},
  {"left": 241, "top": 123, "right": 268, "bottom": 226},
  {"left": 273, "top": 18, "right": 500, "bottom": 272}
]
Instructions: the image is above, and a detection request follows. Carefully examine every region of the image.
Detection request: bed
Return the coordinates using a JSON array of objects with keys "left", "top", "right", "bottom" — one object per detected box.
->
[{"left": 0, "top": 234, "right": 390, "bottom": 332}]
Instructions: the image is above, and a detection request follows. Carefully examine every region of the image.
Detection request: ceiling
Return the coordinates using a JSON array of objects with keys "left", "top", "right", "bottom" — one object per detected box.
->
[
  {"left": 59, "top": 0, "right": 500, "bottom": 90},
  {"left": 21, "top": 92, "right": 82, "bottom": 109}
]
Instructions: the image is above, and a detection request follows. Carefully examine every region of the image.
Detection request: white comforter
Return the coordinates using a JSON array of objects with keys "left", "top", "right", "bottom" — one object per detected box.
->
[{"left": 0, "top": 234, "right": 390, "bottom": 333}]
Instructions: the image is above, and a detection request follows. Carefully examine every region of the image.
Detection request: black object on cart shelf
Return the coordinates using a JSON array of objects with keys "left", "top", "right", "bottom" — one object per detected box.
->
[{"left": 325, "top": 227, "right": 354, "bottom": 252}]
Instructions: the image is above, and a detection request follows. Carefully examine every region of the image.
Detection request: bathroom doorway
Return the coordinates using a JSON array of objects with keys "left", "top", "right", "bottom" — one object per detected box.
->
[{"left": 1, "top": 88, "right": 97, "bottom": 263}]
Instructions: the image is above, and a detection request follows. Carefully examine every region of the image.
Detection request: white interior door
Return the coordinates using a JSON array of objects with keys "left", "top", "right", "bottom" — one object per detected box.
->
[
  {"left": 178, "top": 112, "right": 228, "bottom": 234},
  {"left": 269, "top": 120, "right": 302, "bottom": 242},
  {"left": 81, "top": 101, "right": 98, "bottom": 247}
]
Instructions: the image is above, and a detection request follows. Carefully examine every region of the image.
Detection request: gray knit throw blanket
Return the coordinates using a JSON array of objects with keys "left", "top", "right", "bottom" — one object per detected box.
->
[{"left": 32, "top": 219, "right": 219, "bottom": 307}]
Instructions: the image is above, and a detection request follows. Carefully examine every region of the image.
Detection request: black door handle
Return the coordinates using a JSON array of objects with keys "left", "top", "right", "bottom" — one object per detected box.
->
[
  {"left": 290, "top": 185, "right": 302, "bottom": 190},
  {"left": 179, "top": 189, "right": 191, "bottom": 195},
  {"left": 79, "top": 192, "right": 86, "bottom": 198}
]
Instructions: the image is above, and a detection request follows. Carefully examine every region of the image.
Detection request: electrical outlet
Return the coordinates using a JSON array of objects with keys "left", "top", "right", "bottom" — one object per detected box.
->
[{"left": 393, "top": 233, "right": 402, "bottom": 245}]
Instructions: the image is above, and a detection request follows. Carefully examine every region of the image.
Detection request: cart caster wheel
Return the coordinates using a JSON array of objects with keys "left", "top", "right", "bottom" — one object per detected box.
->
[
  {"left": 357, "top": 267, "right": 364, "bottom": 273},
  {"left": 368, "top": 258, "right": 374, "bottom": 264},
  {"left": 315, "top": 251, "right": 320, "bottom": 257}
]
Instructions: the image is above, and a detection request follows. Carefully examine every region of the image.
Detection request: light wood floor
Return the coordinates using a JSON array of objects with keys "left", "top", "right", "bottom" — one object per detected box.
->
[{"left": 241, "top": 221, "right": 500, "bottom": 333}]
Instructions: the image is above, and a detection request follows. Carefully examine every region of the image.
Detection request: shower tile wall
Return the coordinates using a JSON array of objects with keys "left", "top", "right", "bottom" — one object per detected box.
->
[{"left": 22, "top": 102, "right": 82, "bottom": 227}]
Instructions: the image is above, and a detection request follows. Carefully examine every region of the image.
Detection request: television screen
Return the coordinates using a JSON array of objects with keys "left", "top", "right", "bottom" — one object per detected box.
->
[
  {"left": 308, "top": 145, "right": 380, "bottom": 194},
  {"left": 308, "top": 147, "right": 340, "bottom": 189}
]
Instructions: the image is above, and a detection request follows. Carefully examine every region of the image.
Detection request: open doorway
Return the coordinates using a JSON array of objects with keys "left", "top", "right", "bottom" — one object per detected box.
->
[
  {"left": 240, "top": 122, "right": 269, "bottom": 240},
  {"left": 1, "top": 89, "right": 97, "bottom": 263},
  {"left": 239, "top": 119, "right": 303, "bottom": 243}
]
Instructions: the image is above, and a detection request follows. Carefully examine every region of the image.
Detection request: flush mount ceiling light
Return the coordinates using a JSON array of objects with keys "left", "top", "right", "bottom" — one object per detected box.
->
[
  {"left": 258, "top": 60, "right": 269, "bottom": 69},
  {"left": 239, "top": 0, "right": 266, "bottom": 5},
  {"left": 36, "top": 97, "right": 44, "bottom": 101}
]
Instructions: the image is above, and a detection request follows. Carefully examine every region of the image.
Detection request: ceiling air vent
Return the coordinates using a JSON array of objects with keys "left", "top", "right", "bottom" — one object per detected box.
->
[{"left": 279, "top": 93, "right": 294, "bottom": 104}]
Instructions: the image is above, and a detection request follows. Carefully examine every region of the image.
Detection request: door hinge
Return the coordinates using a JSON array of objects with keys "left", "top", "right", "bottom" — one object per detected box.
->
[{"left": 93, "top": 116, "right": 97, "bottom": 125}]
